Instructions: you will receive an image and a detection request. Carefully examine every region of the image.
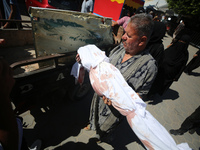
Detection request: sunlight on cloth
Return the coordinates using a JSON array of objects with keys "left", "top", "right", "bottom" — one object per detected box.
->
[{"left": 71, "top": 44, "right": 191, "bottom": 150}]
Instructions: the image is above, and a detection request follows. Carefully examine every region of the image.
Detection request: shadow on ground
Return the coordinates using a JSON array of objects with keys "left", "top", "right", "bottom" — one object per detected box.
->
[
  {"left": 188, "top": 72, "right": 200, "bottom": 77},
  {"left": 22, "top": 85, "right": 146, "bottom": 150},
  {"left": 109, "top": 118, "right": 145, "bottom": 150},
  {"left": 23, "top": 87, "right": 95, "bottom": 149},
  {"left": 0, "top": 45, "right": 35, "bottom": 65},
  {"left": 148, "top": 88, "right": 179, "bottom": 105},
  {"left": 54, "top": 139, "right": 105, "bottom": 150}
]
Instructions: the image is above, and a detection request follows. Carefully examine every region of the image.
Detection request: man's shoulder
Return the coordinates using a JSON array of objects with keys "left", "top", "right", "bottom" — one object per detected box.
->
[
  {"left": 140, "top": 50, "right": 154, "bottom": 60},
  {"left": 109, "top": 43, "right": 124, "bottom": 56},
  {"left": 114, "top": 43, "right": 124, "bottom": 50},
  {"left": 139, "top": 51, "right": 157, "bottom": 68}
]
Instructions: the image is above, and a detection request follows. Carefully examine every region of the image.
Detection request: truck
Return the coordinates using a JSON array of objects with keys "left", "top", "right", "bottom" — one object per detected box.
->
[
  {"left": 0, "top": 7, "right": 114, "bottom": 115},
  {"left": 2, "top": 0, "right": 146, "bottom": 114}
]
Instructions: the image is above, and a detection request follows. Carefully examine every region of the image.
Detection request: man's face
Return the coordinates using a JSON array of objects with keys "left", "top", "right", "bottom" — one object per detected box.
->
[{"left": 122, "top": 23, "right": 141, "bottom": 55}]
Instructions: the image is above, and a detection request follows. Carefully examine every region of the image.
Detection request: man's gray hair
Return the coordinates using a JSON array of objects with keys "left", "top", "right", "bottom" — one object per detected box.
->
[{"left": 128, "top": 13, "right": 154, "bottom": 40}]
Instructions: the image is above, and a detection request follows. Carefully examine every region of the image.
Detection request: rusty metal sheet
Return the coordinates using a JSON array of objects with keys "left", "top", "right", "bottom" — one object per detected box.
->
[{"left": 29, "top": 7, "right": 113, "bottom": 57}]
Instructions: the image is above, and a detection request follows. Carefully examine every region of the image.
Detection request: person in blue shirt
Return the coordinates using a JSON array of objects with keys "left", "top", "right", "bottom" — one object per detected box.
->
[{"left": 2, "top": 0, "right": 22, "bottom": 29}]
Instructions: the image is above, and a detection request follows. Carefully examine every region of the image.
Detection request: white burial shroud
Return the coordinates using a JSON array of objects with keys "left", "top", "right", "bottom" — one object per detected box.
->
[{"left": 71, "top": 44, "right": 191, "bottom": 150}]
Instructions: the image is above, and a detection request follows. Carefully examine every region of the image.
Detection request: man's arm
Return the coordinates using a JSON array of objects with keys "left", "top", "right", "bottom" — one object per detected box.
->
[
  {"left": 112, "top": 21, "right": 119, "bottom": 27},
  {"left": 139, "top": 61, "right": 157, "bottom": 97},
  {"left": 131, "top": 59, "right": 158, "bottom": 98},
  {"left": 0, "top": 59, "right": 18, "bottom": 150}
]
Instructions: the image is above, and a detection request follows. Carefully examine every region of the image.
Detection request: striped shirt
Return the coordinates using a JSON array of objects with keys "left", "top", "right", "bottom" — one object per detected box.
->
[{"left": 109, "top": 44, "right": 158, "bottom": 98}]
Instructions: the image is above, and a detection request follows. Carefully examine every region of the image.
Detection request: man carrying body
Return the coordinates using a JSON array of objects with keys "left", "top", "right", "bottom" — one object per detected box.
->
[{"left": 79, "top": 13, "right": 158, "bottom": 142}]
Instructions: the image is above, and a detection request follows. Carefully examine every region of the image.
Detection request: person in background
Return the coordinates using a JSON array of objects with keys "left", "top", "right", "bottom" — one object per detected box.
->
[
  {"left": 0, "top": 0, "right": 5, "bottom": 28},
  {"left": 146, "top": 21, "right": 166, "bottom": 98},
  {"left": 112, "top": 9, "right": 133, "bottom": 30},
  {"left": 111, "top": 9, "right": 132, "bottom": 44},
  {"left": 0, "top": 58, "right": 19, "bottom": 150},
  {"left": 111, "top": 7, "right": 145, "bottom": 44},
  {"left": 172, "top": 19, "right": 185, "bottom": 40},
  {"left": 148, "top": 34, "right": 191, "bottom": 97},
  {"left": 153, "top": 15, "right": 160, "bottom": 22},
  {"left": 81, "top": 13, "right": 157, "bottom": 142},
  {"left": 112, "top": 6, "right": 145, "bottom": 30},
  {"left": 148, "top": 11, "right": 154, "bottom": 19},
  {"left": 0, "top": 57, "right": 42, "bottom": 150},
  {"left": 135, "top": 7, "right": 145, "bottom": 14},
  {"left": 145, "top": 21, "right": 166, "bottom": 68},
  {"left": 2, "top": 0, "right": 22, "bottom": 29},
  {"left": 81, "top": 0, "right": 93, "bottom": 13},
  {"left": 184, "top": 49, "right": 200, "bottom": 75}
]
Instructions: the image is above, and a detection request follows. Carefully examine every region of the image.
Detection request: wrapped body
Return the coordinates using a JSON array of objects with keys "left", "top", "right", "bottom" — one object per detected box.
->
[{"left": 71, "top": 45, "right": 191, "bottom": 150}]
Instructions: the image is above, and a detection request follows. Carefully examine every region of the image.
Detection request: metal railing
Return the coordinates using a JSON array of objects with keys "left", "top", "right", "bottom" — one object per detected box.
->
[
  {"left": 0, "top": 19, "right": 32, "bottom": 30},
  {"left": 181, "top": 28, "right": 200, "bottom": 49},
  {"left": 189, "top": 30, "right": 200, "bottom": 49}
]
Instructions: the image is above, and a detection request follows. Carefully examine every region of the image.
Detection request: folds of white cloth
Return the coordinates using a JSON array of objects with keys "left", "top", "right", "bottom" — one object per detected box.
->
[{"left": 71, "top": 44, "right": 191, "bottom": 150}]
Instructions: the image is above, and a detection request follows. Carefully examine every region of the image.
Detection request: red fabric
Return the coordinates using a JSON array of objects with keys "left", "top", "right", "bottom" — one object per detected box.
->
[
  {"left": 93, "top": 0, "right": 124, "bottom": 21},
  {"left": 78, "top": 66, "right": 85, "bottom": 85}
]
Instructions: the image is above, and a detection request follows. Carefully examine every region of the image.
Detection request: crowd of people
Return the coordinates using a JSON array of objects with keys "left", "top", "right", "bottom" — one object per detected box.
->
[
  {"left": 75, "top": 5, "right": 199, "bottom": 149},
  {"left": 1, "top": 1, "right": 200, "bottom": 149}
]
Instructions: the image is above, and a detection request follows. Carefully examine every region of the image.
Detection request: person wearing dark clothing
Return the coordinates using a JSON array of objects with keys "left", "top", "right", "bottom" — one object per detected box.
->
[
  {"left": 0, "top": 58, "right": 19, "bottom": 150},
  {"left": 184, "top": 49, "right": 200, "bottom": 74},
  {"left": 170, "top": 105, "right": 200, "bottom": 135},
  {"left": 0, "top": 0, "right": 5, "bottom": 27},
  {"left": 146, "top": 21, "right": 166, "bottom": 68},
  {"left": 173, "top": 20, "right": 185, "bottom": 39},
  {"left": 148, "top": 34, "right": 191, "bottom": 96},
  {"left": 135, "top": 7, "right": 145, "bottom": 14}
]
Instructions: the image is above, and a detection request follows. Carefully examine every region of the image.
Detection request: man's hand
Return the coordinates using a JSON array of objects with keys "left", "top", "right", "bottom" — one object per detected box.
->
[
  {"left": 103, "top": 96, "right": 112, "bottom": 106},
  {"left": 112, "top": 21, "right": 118, "bottom": 27},
  {"left": 76, "top": 53, "right": 81, "bottom": 64},
  {"left": 3, "top": 22, "right": 11, "bottom": 29}
]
